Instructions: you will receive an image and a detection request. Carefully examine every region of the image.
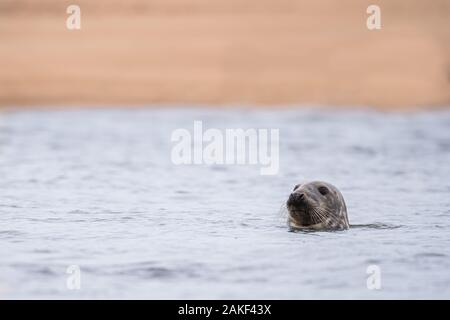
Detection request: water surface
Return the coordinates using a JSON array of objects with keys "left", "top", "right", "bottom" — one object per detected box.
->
[{"left": 0, "top": 107, "right": 449, "bottom": 299}]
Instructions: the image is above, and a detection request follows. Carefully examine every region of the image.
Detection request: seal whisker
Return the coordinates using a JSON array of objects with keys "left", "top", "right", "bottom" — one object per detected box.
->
[
  {"left": 311, "top": 207, "right": 328, "bottom": 223},
  {"left": 313, "top": 205, "right": 339, "bottom": 219},
  {"left": 278, "top": 203, "right": 288, "bottom": 218},
  {"left": 278, "top": 203, "right": 291, "bottom": 227},
  {"left": 309, "top": 207, "right": 323, "bottom": 224},
  {"left": 307, "top": 207, "right": 320, "bottom": 224}
]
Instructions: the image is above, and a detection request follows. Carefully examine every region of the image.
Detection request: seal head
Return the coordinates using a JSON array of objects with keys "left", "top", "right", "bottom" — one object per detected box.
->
[{"left": 286, "top": 181, "right": 349, "bottom": 231}]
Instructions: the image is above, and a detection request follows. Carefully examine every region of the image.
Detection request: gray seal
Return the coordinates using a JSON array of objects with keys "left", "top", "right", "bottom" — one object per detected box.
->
[{"left": 286, "top": 181, "right": 349, "bottom": 231}]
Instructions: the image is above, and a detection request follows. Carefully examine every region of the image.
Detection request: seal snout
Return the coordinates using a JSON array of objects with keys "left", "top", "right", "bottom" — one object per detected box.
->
[{"left": 287, "top": 192, "right": 305, "bottom": 206}]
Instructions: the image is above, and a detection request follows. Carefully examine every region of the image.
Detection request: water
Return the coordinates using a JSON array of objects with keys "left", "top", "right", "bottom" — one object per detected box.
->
[{"left": 0, "top": 107, "right": 449, "bottom": 299}]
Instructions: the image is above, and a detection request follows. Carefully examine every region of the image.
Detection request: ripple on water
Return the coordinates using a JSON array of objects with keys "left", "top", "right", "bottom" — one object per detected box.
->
[
  {"left": 0, "top": 230, "right": 26, "bottom": 239},
  {"left": 11, "top": 263, "right": 59, "bottom": 277},
  {"left": 350, "top": 223, "right": 402, "bottom": 230},
  {"left": 414, "top": 252, "right": 447, "bottom": 258},
  {"left": 1, "top": 109, "right": 449, "bottom": 299},
  {"left": 102, "top": 262, "right": 204, "bottom": 280}
]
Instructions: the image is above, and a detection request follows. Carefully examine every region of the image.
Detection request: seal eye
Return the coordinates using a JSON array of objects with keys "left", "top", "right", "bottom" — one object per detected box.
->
[
  {"left": 318, "top": 186, "right": 329, "bottom": 195},
  {"left": 293, "top": 184, "right": 301, "bottom": 191}
]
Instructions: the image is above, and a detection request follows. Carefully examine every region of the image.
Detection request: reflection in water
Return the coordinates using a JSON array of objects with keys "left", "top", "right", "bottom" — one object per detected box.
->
[{"left": 350, "top": 224, "right": 402, "bottom": 230}]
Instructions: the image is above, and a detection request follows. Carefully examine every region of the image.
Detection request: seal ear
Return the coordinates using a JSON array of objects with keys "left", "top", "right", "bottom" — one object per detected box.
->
[{"left": 293, "top": 184, "right": 301, "bottom": 191}]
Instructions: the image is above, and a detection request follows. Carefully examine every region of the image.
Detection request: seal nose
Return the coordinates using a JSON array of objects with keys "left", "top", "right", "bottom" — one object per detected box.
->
[{"left": 287, "top": 192, "right": 305, "bottom": 205}]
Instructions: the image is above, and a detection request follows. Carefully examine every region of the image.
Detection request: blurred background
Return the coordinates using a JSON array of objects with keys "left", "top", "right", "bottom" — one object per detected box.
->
[
  {"left": 0, "top": 0, "right": 449, "bottom": 110},
  {"left": 1, "top": 1, "right": 450, "bottom": 299}
]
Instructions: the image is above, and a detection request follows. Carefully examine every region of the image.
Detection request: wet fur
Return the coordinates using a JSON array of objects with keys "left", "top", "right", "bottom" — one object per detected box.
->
[{"left": 285, "top": 181, "right": 349, "bottom": 231}]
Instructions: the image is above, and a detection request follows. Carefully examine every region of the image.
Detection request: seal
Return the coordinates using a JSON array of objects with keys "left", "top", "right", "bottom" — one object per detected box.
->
[{"left": 286, "top": 181, "right": 349, "bottom": 231}]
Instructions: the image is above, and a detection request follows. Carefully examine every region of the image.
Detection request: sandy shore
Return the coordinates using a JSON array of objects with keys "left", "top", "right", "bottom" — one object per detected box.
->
[{"left": 0, "top": 0, "right": 449, "bottom": 110}]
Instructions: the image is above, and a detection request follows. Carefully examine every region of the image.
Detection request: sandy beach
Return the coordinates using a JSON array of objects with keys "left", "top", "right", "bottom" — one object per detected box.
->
[{"left": 0, "top": 0, "right": 449, "bottom": 109}]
